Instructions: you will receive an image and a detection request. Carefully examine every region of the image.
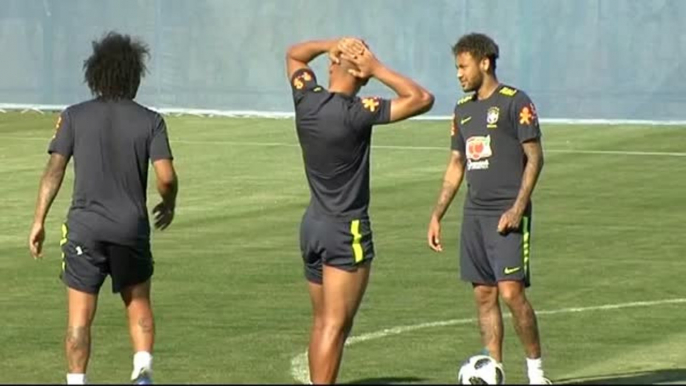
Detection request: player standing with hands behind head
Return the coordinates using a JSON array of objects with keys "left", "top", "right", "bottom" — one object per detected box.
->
[
  {"left": 427, "top": 33, "right": 551, "bottom": 384},
  {"left": 286, "top": 37, "right": 433, "bottom": 384},
  {"left": 28, "top": 32, "right": 177, "bottom": 385}
]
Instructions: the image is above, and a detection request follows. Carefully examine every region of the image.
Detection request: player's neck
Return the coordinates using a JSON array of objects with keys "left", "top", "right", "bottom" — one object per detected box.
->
[
  {"left": 476, "top": 77, "right": 500, "bottom": 100},
  {"left": 328, "top": 74, "right": 359, "bottom": 97},
  {"left": 329, "top": 81, "right": 356, "bottom": 96}
]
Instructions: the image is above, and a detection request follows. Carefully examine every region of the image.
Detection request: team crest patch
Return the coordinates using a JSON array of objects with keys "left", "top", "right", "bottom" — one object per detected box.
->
[
  {"left": 519, "top": 103, "right": 537, "bottom": 125},
  {"left": 293, "top": 70, "right": 314, "bottom": 90},
  {"left": 362, "top": 97, "right": 380, "bottom": 112},
  {"left": 486, "top": 107, "right": 499, "bottom": 128},
  {"left": 293, "top": 77, "right": 304, "bottom": 90}
]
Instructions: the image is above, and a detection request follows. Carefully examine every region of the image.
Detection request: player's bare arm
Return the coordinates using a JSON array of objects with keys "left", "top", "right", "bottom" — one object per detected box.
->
[
  {"left": 285, "top": 38, "right": 346, "bottom": 80},
  {"left": 427, "top": 150, "right": 466, "bottom": 252},
  {"left": 340, "top": 39, "right": 434, "bottom": 121},
  {"left": 29, "top": 153, "right": 69, "bottom": 259},
  {"left": 152, "top": 159, "right": 178, "bottom": 231},
  {"left": 497, "top": 139, "right": 544, "bottom": 234}
]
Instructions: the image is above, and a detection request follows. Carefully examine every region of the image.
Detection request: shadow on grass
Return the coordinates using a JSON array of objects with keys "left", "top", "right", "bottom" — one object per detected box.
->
[
  {"left": 348, "top": 376, "right": 427, "bottom": 384},
  {"left": 556, "top": 368, "right": 686, "bottom": 384}
]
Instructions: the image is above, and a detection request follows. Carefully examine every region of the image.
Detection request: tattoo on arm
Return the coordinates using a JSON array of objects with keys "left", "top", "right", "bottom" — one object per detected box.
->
[
  {"left": 432, "top": 153, "right": 465, "bottom": 220},
  {"left": 433, "top": 180, "right": 459, "bottom": 220},
  {"left": 513, "top": 141, "right": 544, "bottom": 212},
  {"left": 33, "top": 154, "right": 68, "bottom": 224}
]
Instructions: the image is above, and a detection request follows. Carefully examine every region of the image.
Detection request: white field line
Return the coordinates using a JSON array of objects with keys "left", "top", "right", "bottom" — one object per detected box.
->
[{"left": 290, "top": 297, "right": 686, "bottom": 384}]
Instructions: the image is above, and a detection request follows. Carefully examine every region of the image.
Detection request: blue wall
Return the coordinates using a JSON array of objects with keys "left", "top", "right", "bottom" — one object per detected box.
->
[{"left": 0, "top": 0, "right": 684, "bottom": 120}]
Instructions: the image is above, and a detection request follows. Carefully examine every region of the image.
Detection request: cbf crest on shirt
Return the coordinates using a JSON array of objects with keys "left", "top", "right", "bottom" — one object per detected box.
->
[{"left": 450, "top": 85, "right": 542, "bottom": 214}]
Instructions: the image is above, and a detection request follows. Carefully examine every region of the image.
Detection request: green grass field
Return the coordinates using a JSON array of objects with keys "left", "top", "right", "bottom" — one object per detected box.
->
[{"left": 1, "top": 112, "right": 685, "bottom": 384}]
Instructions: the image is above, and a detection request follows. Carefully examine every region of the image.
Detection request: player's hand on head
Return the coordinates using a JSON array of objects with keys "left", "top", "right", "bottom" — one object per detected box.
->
[
  {"left": 427, "top": 217, "right": 443, "bottom": 252},
  {"left": 330, "top": 37, "right": 363, "bottom": 64},
  {"left": 338, "top": 37, "right": 367, "bottom": 56},
  {"left": 28, "top": 223, "right": 45, "bottom": 259},
  {"left": 152, "top": 202, "right": 174, "bottom": 231},
  {"left": 328, "top": 39, "right": 345, "bottom": 64},
  {"left": 497, "top": 207, "right": 523, "bottom": 235},
  {"left": 339, "top": 38, "right": 378, "bottom": 79}
]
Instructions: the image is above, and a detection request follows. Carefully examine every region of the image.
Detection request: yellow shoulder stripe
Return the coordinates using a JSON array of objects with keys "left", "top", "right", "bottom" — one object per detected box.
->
[
  {"left": 499, "top": 87, "right": 518, "bottom": 97},
  {"left": 457, "top": 95, "right": 473, "bottom": 105}
]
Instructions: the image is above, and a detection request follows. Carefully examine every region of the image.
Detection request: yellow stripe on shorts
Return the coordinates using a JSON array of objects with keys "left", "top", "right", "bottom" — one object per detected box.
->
[
  {"left": 60, "top": 223, "right": 68, "bottom": 271},
  {"left": 60, "top": 223, "right": 68, "bottom": 246},
  {"left": 350, "top": 220, "right": 363, "bottom": 263},
  {"left": 522, "top": 216, "right": 530, "bottom": 277}
]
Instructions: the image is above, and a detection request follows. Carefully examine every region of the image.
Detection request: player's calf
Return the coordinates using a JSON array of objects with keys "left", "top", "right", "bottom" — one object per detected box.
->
[
  {"left": 65, "top": 325, "right": 90, "bottom": 384},
  {"left": 121, "top": 281, "right": 155, "bottom": 384},
  {"left": 498, "top": 281, "right": 547, "bottom": 383},
  {"left": 473, "top": 284, "right": 504, "bottom": 362}
]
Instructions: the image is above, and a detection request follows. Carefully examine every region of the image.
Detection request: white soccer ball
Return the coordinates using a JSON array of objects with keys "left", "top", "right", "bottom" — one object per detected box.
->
[{"left": 457, "top": 355, "right": 505, "bottom": 385}]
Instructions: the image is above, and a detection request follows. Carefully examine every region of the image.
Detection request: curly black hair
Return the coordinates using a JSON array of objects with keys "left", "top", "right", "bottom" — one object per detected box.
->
[
  {"left": 83, "top": 32, "right": 150, "bottom": 100},
  {"left": 452, "top": 33, "right": 499, "bottom": 72}
]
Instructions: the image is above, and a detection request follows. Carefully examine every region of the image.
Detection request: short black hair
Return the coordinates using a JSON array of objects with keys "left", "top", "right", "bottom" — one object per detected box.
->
[
  {"left": 452, "top": 33, "right": 499, "bottom": 72},
  {"left": 83, "top": 32, "right": 150, "bottom": 100}
]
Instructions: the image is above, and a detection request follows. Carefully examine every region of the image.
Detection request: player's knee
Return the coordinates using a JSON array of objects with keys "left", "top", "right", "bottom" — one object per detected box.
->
[
  {"left": 499, "top": 284, "right": 526, "bottom": 307},
  {"left": 474, "top": 285, "right": 498, "bottom": 307},
  {"left": 320, "top": 316, "right": 352, "bottom": 339},
  {"left": 311, "top": 314, "right": 326, "bottom": 333},
  {"left": 121, "top": 280, "right": 152, "bottom": 306}
]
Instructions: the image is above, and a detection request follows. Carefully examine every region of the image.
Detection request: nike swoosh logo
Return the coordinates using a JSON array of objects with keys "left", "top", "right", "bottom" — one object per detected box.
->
[
  {"left": 461, "top": 117, "right": 472, "bottom": 125},
  {"left": 504, "top": 266, "right": 521, "bottom": 275}
]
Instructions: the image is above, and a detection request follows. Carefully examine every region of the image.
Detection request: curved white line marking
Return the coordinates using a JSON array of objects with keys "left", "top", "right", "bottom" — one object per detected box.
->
[{"left": 290, "top": 298, "right": 686, "bottom": 384}]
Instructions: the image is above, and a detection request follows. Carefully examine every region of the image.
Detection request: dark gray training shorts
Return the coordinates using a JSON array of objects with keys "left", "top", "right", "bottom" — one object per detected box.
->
[
  {"left": 459, "top": 214, "right": 532, "bottom": 287},
  {"left": 300, "top": 212, "right": 374, "bottom": 284},
  {"left": 60, "top": 224, "right": 154, "bottom": 294}
]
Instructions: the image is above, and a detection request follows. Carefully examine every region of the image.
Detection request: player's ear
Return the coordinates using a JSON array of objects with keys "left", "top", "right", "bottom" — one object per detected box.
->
[{"left": 480, "top": 57, "right": 490, "bottom": 73}]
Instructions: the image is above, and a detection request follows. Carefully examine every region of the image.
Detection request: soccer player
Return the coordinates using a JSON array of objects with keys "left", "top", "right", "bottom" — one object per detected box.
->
[
  {"left": 286, "top": 37, "right": 434, "bottom": 384},
  {"left": 426, "top": 33, "right": 551, "bottom": 384},
  {"left": 28, "top": 32, "right": 177, "bottom": 385}
]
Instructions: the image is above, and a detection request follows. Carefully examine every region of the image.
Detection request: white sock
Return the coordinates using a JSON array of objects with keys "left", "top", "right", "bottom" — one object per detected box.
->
[
  {"left": 526, "top": 357, "right": 544, "bottom": 379},
  {"left": 132, "top": 351, "right": 153, "bottom": 378},
  {"left": 66, "top": 373, "right": 86, "bottom": 385}
]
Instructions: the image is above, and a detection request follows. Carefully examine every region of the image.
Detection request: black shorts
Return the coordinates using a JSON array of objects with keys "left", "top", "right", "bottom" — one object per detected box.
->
[
  {"left": 459, "top": 214, "right": 532, "bottom": 287},
  {"left": 59, "top": 224, "right": 154, "bottom": 294},
  {"left": 300, "top": 213, "right": 374, "bottom": 284}
]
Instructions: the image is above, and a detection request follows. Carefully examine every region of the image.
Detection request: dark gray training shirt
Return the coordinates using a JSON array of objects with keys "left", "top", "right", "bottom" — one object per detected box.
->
[
  {"left": 48, "top": 99, "right": 173, "bottom": 245},
  {"left": 290, "top": 68, "right": 391, "bottom": 221},
  {"left": 451, "top": 84, "right": 542, "bottom": 216}
]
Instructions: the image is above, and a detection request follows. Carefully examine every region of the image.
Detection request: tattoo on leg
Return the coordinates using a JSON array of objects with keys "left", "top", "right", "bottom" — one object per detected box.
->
[
  {"left": 510, "top": 301, "right": 541, "bottom": 358},
  {"left": 479, "top": 311, "right": 500, "bottom": 346},
  {"left": 65, "top": 326, "right": 90, "bottom": 372},
  {"left": 137, "top": 317, "right": 154, "bottom": 335},
  {"left": 477, "top": 301, "right": 503, "bottom": 360}
]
